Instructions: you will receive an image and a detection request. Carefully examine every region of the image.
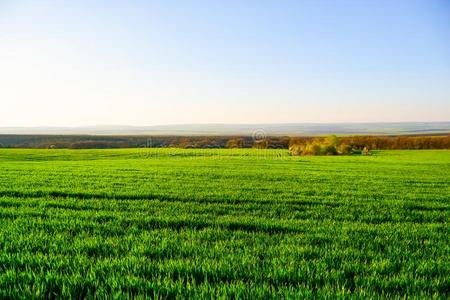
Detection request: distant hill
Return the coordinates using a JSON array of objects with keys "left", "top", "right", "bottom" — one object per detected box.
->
[{"left": 0, "top": 122, "right": 449, "bottom": 136}]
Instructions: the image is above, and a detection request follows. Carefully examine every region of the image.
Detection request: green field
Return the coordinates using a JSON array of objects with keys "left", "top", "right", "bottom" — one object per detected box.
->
[{"left": 0, "top": 149, "right": 449, "bottom": 298}]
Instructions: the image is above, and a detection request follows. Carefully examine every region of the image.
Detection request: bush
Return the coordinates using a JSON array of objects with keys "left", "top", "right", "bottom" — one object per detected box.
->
[
  {"left": 301, "top": 142, "right": 320, "bottom": 155},
  {"left": 337, "top": 144, "right": 353, "bottom": 155},
  {"left": 288, "top": 144, "right": 303, "bottom": 156},
  {"left": 289, "top": 136, "right": 355, "bottom": 156},
  {"left": 362, "top": 146, "right": 372, "bottom": 156},
  {"left": 321, "top": 144, "right": 337, "bottom": 155}
]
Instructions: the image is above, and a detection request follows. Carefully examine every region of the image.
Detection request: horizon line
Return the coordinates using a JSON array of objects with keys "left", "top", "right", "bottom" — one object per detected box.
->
[{"left": 1, "top": 120, "right": 450, "bottom": 129}]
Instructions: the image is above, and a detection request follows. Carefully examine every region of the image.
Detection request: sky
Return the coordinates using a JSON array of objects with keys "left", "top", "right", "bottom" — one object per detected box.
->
[{"left": 0, "top": 0, "right": 449, "bottom": 127}]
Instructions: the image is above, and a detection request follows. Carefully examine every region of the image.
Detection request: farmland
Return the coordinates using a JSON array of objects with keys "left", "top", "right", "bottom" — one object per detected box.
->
[{"left": 0, "top": 149, "right": 449, "bottom": 298}]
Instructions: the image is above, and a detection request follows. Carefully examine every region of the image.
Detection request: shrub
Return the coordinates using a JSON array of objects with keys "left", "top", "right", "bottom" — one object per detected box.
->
[
  {"left": 290, "top": 136, "right": 356, "bottom": 156},
  {"left": 321, "top": 144, "right": 337, "bottom": 155},
  {"left": 337, "top": 144, "right": 353, "bottom": 155},
  {"left": 302, "top": 141, "right": 322, "bottom": 156},
  {"left": 362, "top": 146, "right": 372, "bottom": 156},
  {"left": 288, "top": 144, "right": 303, "bottom": 156}
]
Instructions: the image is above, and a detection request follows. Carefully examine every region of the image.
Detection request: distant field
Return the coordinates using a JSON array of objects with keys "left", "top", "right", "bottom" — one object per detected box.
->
[{"left": 0, "top": 149, "right": 449, "bottom": 298}]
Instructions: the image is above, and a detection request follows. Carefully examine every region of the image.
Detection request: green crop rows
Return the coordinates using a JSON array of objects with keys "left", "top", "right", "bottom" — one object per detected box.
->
[{"left": 0, "top": 149, "right": 448, "bottom": 298}]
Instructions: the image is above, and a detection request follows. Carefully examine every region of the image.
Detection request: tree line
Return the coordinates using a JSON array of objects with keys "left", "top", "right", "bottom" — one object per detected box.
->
[{"left": 0, "top": 134, "right": 449, "bottom": 150}]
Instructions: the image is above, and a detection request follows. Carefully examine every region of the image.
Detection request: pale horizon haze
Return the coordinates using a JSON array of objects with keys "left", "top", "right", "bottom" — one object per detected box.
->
[{"left": 1, "top": 0, "right": 449, "bottom": 127}]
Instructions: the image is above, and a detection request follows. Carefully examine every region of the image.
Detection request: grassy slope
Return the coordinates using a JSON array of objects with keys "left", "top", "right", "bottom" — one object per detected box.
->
[{"left": 0, "top": 149, "right": 449, "bottom": 298}]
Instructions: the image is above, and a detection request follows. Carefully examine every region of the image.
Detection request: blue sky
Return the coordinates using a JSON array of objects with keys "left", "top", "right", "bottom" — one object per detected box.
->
[{"left": 1, "top": 0, "right": 449, "bottom": 126}]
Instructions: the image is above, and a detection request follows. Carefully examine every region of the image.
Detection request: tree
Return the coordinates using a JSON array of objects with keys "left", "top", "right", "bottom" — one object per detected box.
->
[{"left": 324, "top": 135, "right": 340, "bottom": 147}]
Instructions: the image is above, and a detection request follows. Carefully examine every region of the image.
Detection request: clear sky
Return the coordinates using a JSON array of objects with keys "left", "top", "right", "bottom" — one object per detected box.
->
[{"left": 1, "top": 0, "right": 449, "bottom": 127}]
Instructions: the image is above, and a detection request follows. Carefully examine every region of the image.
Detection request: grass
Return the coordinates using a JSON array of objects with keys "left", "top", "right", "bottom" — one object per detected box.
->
[{"left": 0, "top": 148, "right": 448, "bottom": 299}]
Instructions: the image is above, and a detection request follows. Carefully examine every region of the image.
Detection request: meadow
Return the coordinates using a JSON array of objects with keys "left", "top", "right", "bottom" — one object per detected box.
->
[{"left": 0, "top": 148, "right": 448, "bottom": 299}]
